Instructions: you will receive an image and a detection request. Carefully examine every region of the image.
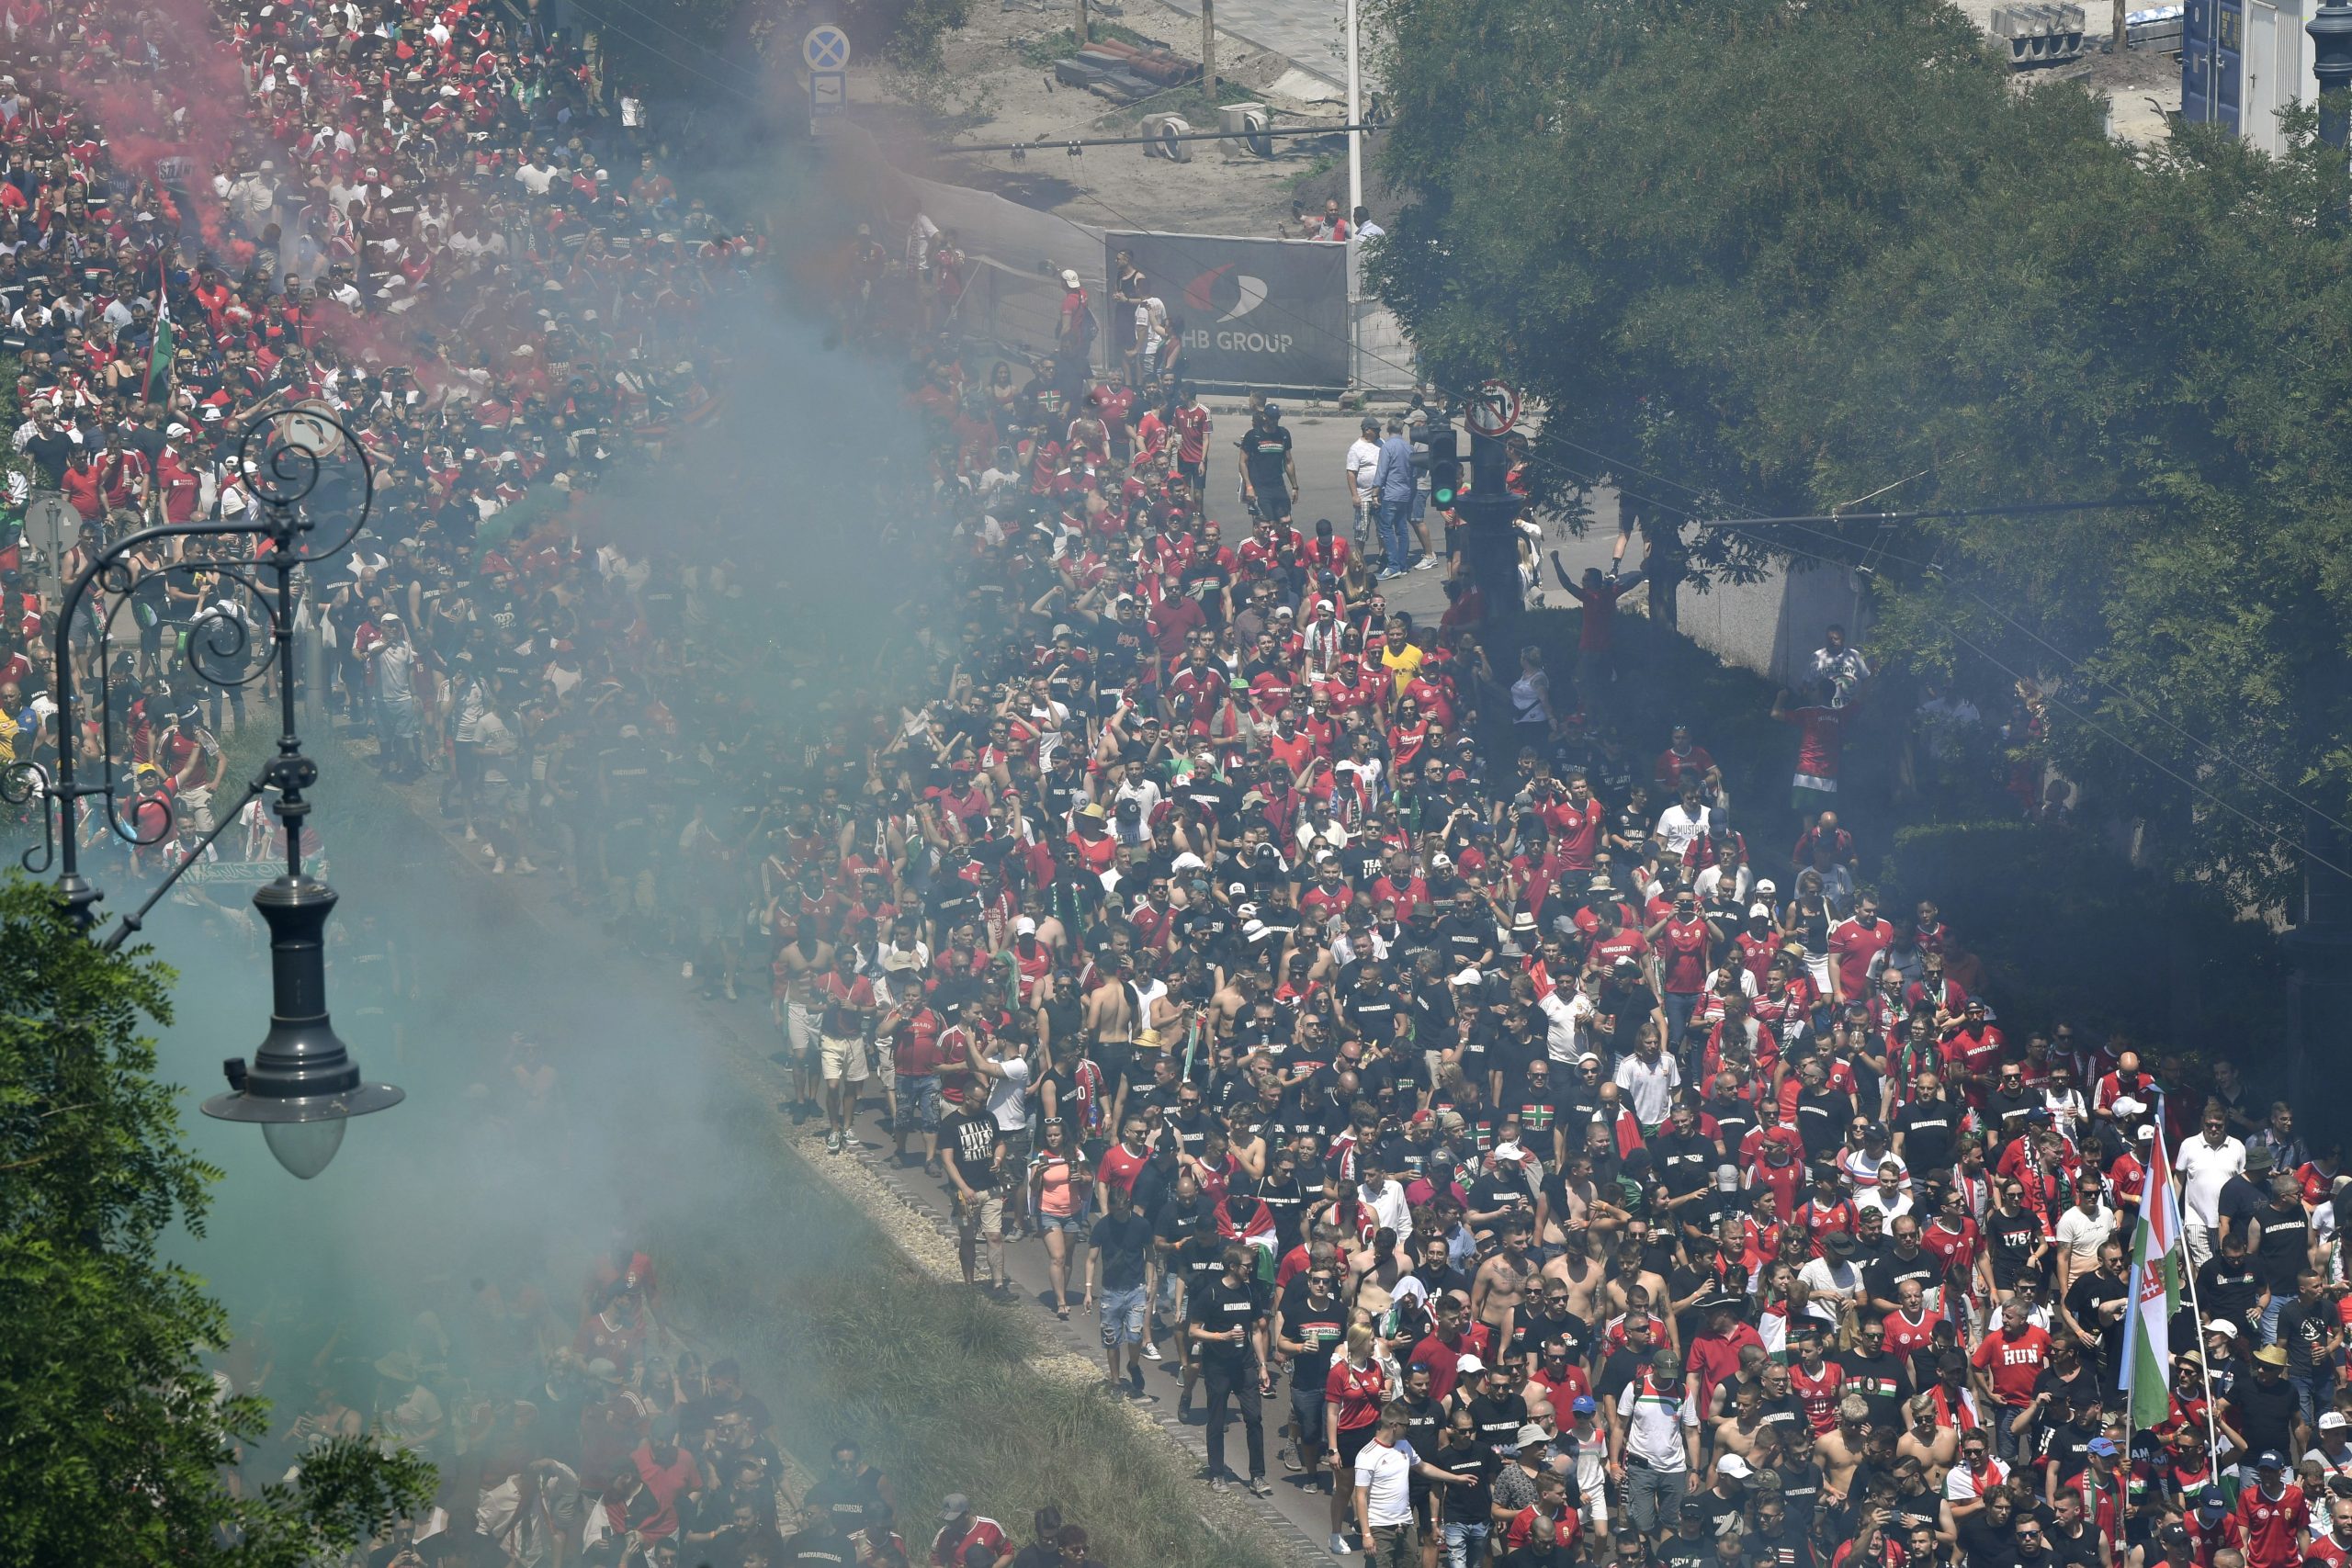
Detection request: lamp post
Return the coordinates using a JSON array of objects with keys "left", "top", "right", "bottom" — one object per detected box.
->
[
  {"left": 2312, "top": 0, "right": 2352, "bottom": 152},
  {"left": 2, "top": 406, "right": 402, "bottom": 1179}
]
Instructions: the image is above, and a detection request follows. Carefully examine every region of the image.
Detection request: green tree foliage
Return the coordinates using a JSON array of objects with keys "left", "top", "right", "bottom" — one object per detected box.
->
[
  {"left": 1369, "top": 0, "right": 2352, "bottom": 904},
  {"left": 0, "top": 876, "right": 432, "bottom": 1567}
]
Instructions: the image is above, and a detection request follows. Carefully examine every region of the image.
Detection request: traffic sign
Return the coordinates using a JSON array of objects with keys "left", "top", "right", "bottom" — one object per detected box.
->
[
  {"left": 808, "top": 69, "right": 846, "bottom": 135},
  {"left": 22, "top": 489, "right": 79, "bottom": 595},
  {"left": 803, "top": 24, "right": 852, "bottom": 71},
  {"left": 1464, "top": 379, "right": 1520, "bottom": 438}
]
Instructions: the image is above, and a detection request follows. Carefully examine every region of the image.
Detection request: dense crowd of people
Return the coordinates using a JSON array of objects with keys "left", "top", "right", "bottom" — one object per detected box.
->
[{"left": 3, "top": 0, "right": 2348, "bottom": 1566}]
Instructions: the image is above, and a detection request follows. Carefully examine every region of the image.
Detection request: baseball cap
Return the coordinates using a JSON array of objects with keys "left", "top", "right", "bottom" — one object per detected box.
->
[
  {"left": 941, "top": 1494, "right": 973, "bottom": 1519},
  {"left": 1571, "top": 1394, "right": 1598, "bottom": 1415},
  {"left": 2086, "top": 1438, "right": 2119, "bottom": 1458},
  {"left": 1059, "top": 268, "right": 1081, "bottom": 288},
  {"left": 2207, "top": 1319, "right": 2240, "bottom": 1340},
  {"left": 1015, "top": 916, "right": 1036, "bottom": 935},
  {"left": 1454, "top": 1354, "right": 1486, "bottom": 1376},
  {"left": 2324, "top": 1413, "right": 2350, "bottom": 1431},
  {"left": 2199, "top": 1485, "right": 2229, "bottom": 1511},
  {"left": 2256, "top": 1450, "right": 2287, "bottom": 1470},
  {"left": 1716, "top": 1453, "right": 1753, "bottom": 1479},
  {"left": 2160, "top": 1524, "right": 2190, "bottom": 1546},
  {"left": 1748, "top": 903, "right": 1772, "bottom": 919}
]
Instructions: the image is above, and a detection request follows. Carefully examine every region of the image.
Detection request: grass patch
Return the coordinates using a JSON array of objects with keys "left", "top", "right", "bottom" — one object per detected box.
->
[{"left": 1283, "top": 151, "right": 1340, "bottom": 190}]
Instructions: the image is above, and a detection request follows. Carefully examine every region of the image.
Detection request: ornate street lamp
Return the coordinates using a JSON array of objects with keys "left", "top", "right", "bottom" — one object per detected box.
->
[{"left": 3, "top": 406, "right": 403, "bottom": 1179}]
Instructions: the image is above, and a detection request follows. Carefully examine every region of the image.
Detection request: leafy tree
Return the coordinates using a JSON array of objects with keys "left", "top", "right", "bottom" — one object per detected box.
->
[
  {"left": 0, "top": 875, "right": 433, "bottom": 1567},
  {"left": 1368, "top": 0, "right": 2352, "bottom": 905}
]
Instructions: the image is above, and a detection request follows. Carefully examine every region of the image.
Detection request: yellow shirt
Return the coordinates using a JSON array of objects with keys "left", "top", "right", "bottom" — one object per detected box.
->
[{"left": 1381, "top": 641, "right": 1424, "bottom": 696}]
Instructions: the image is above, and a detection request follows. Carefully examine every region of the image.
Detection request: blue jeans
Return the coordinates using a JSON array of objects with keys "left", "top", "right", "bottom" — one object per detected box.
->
[
  {"left": 1663, "top": 991, "right": 1701, "bottom": 1059},
  {"left": 1442, "top": 1521, "right": 1489, "bottom": 1568},
  {"left": 2258, "top": 1294, "right": 2284, "bottom": 1346},
  {"left": 2292, "top": 1369, "right": 2334, "bottom": 1425},
  {"left": 1378, "top": 493, "right": 1413, "bottom": 569}
]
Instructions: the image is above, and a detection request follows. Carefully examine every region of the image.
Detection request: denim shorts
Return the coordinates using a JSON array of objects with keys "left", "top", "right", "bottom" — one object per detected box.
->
[
  {"left": 1101, "top": 1282, "right": 1148, "bottom": 1346},
  {"left": 1040, "top": 1209, "right": 1089, "bottom": 1234},
  {"left": 896, "top": 1073, "right": 943, "bottom": 1129}
]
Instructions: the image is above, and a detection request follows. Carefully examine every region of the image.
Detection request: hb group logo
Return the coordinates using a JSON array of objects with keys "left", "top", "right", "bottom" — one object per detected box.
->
[
  {"left": 1111, "top": 233, "right": 1349, "bottom": 386},
  {"left": 1184, "top": 263, "right": 1271, "bottom": 323}
]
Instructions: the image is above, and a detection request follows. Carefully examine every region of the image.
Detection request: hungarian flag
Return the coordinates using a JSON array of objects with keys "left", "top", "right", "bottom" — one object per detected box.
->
[
  {"left": 143, "top": 311, "right": 175, "bottom": 402},
  {"left": 2120, "top": 1108, "right": 2185, "bottom": 1430}
]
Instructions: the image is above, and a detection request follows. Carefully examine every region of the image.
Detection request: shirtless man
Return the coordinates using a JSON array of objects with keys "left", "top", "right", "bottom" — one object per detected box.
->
[
  {"left": 1712, "top": 1381, "right": 1770, "bottom": 1463},
  {"left": 1539, "top": 1149, "right": 1627, "bottom": 1248},
  {"left": 1083, "top": 964, "right": 1136, "bottom": 1125},
  {"left": 773, "top": 917, "right": 834, "bottom": 1121},
  {"left": 1815, "top": 1393, "right": 1872, "bottom": 1504},
  {"left": 1471, "top": 1216, "right": 1536, "bottom": 1358},
  {"left": 1894, "top": 1392, "right": 1957, "bottom": 1483},
  {"left": 1207, "top": 966, "right": 1253, "bottom": 1045},
  {"left": 1542, "top": 1224, "right": 1609, "bottom": 1325}
]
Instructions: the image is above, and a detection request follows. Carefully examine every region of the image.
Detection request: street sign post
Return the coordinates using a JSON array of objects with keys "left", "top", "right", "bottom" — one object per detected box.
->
[
  {"left": 803, "top": 24, "right": 852, "bottom": 69},
  {"left": 22, "top": 489, "right": 79, "bottom": 598},
  {"left": 808, "top": 69, "right": 846, "bottom": 136},
  {"left": 1464, "top": 378, "right": 1521, "bottom": 438}
]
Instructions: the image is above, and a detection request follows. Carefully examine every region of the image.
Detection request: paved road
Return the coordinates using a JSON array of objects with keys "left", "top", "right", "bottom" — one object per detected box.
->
[
  {"left": 1140, "top": 0, "right": 1354, "bottom": 93},
  {"left": 1197, "top": 402, "right": 1632, "bottom": 624}
]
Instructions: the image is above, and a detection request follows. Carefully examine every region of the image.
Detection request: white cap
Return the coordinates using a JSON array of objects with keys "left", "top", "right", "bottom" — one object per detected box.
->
[
  {"left": 2322, "top": 1412, "right": 2347, "bottom": 1430},
  {"left": 1717, "top": 1452, "right": 1753, "bottom": 1478},
  {"left": 1015, "top": 917, "right": 1037, "bottom": 935},
  {"left": 1747, "top": 903, "right": 1772, "bottom": 919},
  {"left": 1060, "top": 268, "right": 1082, "bottom": 288},
  {"left": 2136, "top": 1124, "right": 2155, "bottom": 1142},
  {"left": 1431, "top": 852, "right": 1453, "bottom": 869},
  {"left": 2209, "top": 1319, "right": 2240, "bottom": 1339},
  {"left": 2111, "top": 1096, "right": 2145, "bottom": 1117},
  {"left": 1493, "top": 1141, "right": 1527, "bottom": 1164},
  {"left": 1452, "top": 966, "right": 1482, "bottom": 987},
  {"left": 1454, "top": 1355, "right": 1486, "bottom": 1375},
  {"left": 1171, "top": 852, "right": 1206, "bottom": 872}
]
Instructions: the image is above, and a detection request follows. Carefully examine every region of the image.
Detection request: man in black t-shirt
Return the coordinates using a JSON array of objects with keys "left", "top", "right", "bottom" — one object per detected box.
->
[
  {"left": 1237, "top": 403, "right": 1298, "bottom": 524},
  {"left": 2060, "top": 1242, "right": 2129, "bottom": 1393},
  {"left": 1185, "top": 1244, "right": 1272, "bottom": 1494},
  {"left": 940, "top": 1096, "right": 1005, "bottom": 1292},
  {"left": 1276, "top": 1262, "right": 1347, "bottom": 1472},
  {"left": 1087, "top": 1182, "right": 1156, "bottom": 1395}
]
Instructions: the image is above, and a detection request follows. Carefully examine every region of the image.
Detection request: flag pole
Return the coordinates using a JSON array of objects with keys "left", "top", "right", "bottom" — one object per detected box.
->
[{"left": 2154, "top": 1093, "right": 2226, "bottom": 1466}]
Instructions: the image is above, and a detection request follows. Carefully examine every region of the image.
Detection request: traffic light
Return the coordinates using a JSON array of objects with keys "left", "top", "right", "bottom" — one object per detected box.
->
[{"left": 1428, "top": 423, "right": 1461, "bottom": 508}]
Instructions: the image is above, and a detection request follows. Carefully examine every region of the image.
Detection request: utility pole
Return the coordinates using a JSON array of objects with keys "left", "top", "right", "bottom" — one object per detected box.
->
[
  {"left": 2112, "top": 0, "right": 2124, "bottom": 49},
  {"left": 1201, "top": 0, "right": 1216, "bottom": 86},
  {"left": 1076, "top": 0, "right": 1089, "bottom": 44}
]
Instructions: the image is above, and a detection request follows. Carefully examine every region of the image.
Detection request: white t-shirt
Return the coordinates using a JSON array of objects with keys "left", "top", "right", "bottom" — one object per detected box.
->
[
  {"left": 2177, "top": 1134, "right": 2246, "bottom": 1226},
  {"left": 2054, "top": 1202, "right": 2116, "bottom": 1272},
  {"left": 1355, "top": 1438, "right": 1419, "bottom": 1526},
  {"left": 1344, "top": 436, "right": 1382, "bottom": 498},
  {"left": 987, "top": 1055, "right": 1033, "bottom": 1132},
  {"left": 1615, "top": 1373, "right": 1695, "bottom": 1471},
  {"left": 1654, "top": 803, "right": 1712, "bottom": 857},
  {"left": 1612, "top": 1052, "right": 1680, "bottom": 1127}
]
